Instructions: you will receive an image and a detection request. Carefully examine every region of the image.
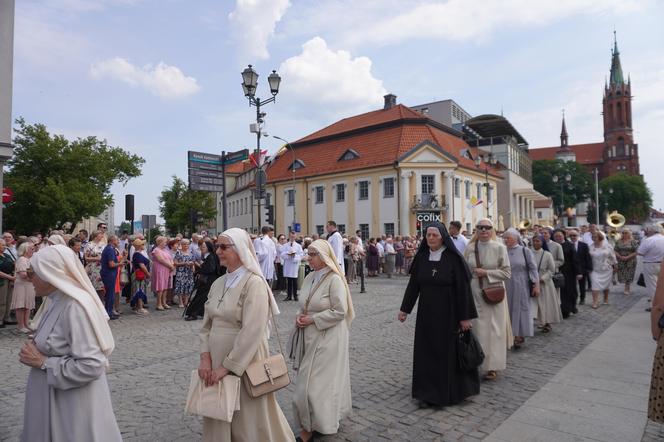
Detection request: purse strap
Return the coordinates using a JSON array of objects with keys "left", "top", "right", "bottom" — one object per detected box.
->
[
  {"left": 267, "top": 296, "right": 285, "bottom": 356},
  {"left": 474, "top": 244, "right": 485, "bottom": 289}
]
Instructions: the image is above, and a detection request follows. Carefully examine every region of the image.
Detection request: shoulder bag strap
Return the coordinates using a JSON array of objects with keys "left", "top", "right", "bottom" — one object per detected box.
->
[{"left": 474, "top": 244, "right": 484, "bottom": 289}]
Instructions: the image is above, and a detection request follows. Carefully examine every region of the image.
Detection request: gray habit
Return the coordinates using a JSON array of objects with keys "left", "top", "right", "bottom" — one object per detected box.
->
[
  {"left": 505, "top": 245, "right": 538, "bottom": 337},
  {"left": 21, "top": 291, "right": 122, "bottom": 442}
]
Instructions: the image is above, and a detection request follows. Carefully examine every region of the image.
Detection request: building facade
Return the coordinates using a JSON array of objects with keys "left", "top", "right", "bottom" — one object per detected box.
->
[
  {"left": 265, "top": 95, "right": 501, "bottom": 238},
  {"left": 529, "top": 34, "right": 641, "bottom": 180}
]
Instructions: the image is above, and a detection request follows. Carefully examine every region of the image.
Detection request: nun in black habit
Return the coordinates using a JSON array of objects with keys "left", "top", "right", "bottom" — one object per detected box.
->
[
  {"left": 398, "top": 222, "right": 479, "bottom": 407},
  {"left": 184, "top": 240, "right": 225, "bottom": 321}
]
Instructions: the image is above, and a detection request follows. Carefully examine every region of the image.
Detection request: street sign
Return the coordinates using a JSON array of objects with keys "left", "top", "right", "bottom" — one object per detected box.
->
[
  {"left": 190, "top": 175, "right": 225, "bottom": 186},
  {"left": 293, "top": 223, "right": 301, "bottom": 233},
  {"left": 141, "top": 214, "right": 157, "bottom": 229},
  {"left": 188, "top": 150, "right": 222, "bottom": 164},
  {"left": 255, "top": 169, "right": 267, "bottom": 188},
  {"left": 188, "top": 160, "right": 223, "bottom": 172},
  {"left": 189, "top": 168, "right": 221, "bottom": 178},
  {"left": 190, "top": 182, "right": 225, "bottom": 193},
  {"left": 223, "top": 149, "right": 249, "bottom": 165}
]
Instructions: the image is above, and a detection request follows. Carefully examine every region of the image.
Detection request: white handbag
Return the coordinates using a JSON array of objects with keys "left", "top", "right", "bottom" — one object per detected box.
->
[{"left": 184, "top": 370, "right": 241, "bottom": 422}]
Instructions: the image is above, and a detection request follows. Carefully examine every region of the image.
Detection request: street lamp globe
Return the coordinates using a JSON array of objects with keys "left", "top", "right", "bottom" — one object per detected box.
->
[
  {"left": 565, "top": 173, "right": 571, "bottom": 182},
  {"left": 241, "top": 65, "right": 258, "bottom": 97},
  {"left": 267, "top": 70, "right": 281, "bottom": 96},
  {"left": 552, "top": 175, "right": 559, "bottom": 183},
  {"left": 489, "top": 155, "right": 497, "bottom": 166},
  {"left": 474, "top": 156, "right": 481, "bottom": 167}
]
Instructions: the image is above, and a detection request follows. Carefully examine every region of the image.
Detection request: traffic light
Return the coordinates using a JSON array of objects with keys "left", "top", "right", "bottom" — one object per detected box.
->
[{"left": 265, "top": 206, "right": 274, "bottom": 226}]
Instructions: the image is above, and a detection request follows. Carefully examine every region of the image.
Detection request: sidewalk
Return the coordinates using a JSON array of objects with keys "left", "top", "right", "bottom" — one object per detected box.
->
[{"left": 485, "top": 297, "right": 658, "bottom": 442}]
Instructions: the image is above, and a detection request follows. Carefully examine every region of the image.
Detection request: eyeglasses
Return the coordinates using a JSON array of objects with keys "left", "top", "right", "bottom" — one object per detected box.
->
[
  {"left": 216, "top": 244, "right": 234, "bottom": 251},
  {"left": 100, "top": 226, "right": 107, "bottom": 230},
  {"left": 476, "top": 225, "right": 493, "bottom": 231},
  {"left": 307, "top": 252, "right": 319, "bottom": 257}
]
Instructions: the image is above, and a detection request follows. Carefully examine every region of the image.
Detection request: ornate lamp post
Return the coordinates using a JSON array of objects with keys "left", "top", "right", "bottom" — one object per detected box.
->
[
  {"left": 241, "top": 65, "right": 281, "bottom": 230},
  {"left": 474, "top": 153, "right": 497, "bottom": 218},
  {"left": 552, "top": 173, "right": 571, "bottom": 226}
]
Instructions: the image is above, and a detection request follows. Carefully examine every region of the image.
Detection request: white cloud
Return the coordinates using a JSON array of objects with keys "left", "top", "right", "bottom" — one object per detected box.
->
[
  {"left": 278, "top": 37, "right": 387, "bottom": 117},
  {"left": 300, "top": 0, "right": 646, "bottom": 47},
  {"left": 90, "top": 57, "right": 201, "bottom": 99},
  {"left": 228, "top": 0, "right": 290, "bottom": 61}
]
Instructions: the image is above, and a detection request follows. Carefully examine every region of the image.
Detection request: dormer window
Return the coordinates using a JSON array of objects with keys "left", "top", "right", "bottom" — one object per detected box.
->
[
  {"left": 289, "top": 159, "right": 306, "bottom": 170},
  {"left": 338, "top": 149, "right": 360, "bottom": 161}
]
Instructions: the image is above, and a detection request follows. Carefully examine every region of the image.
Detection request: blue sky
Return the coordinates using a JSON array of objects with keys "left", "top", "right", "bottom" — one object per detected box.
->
[{"left": 11, "top": 0, "right": 664, "bottom": 224}]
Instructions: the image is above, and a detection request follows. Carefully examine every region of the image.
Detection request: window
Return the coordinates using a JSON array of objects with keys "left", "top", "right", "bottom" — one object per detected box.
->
[
  {"left": 336, "top": 183, "right": 346, "bottom": 202},
  {"left": 487, "top": 186, "right": 492, "bottom": 203},
  {"left": 289, "top": 159, "right": 306, "bottom": 170},
  {"left": 617, "top": 137, "right": 625, "bottom": 156},
  {"left": 245, "top": 197, "right": 248, "bottom": 214},
  {"left": 338, "top": 149, "right": 360, "bottom": 161},
  {"left": 359, "top": 181, "right": 369, "bottom": 200},
  {"left": 384, "top": 223, "right": 395, "bottom": 237},
  {"left": 359, "top": 224, "right": 369, "bottom": 240},
  {"left": 466, "top": 223, "right": 471, "bottom": 233},
  {"left": 383, "top": 177, "right": 394, "bottom": 198},
  {"left": 421, "top": 175, "right": 435, "bottom": 194},
  {"left": 454, "top": 178, "right": 460, "bottom": 198},
  {"left": 287, "top": 189, "right": 295, "bottom": 206},
  {"left": 316, "top": 225, "right": 324, "bottom": 236},
  {"left": 337, "top": 224, "right": 346, "bottom": 234},
  {"left": 465, "top": 181, "right": 471, "bottom": 200},
  {"left": 315, "top": 186, "right": 324, "bottom": 204},
  {"left": 476, "top": 183, "right": 482, "bottom": 199},
  {"left": 420, "top": 107, "right": 429, "bottom": 115},
  {"left": 537, "top": 211, "right": 543, "bottom": 219}
]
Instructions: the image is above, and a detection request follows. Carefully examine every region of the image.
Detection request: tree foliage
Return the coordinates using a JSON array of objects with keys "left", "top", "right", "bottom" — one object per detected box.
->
[
  {"left": 158, "top": 176, "right": 216, "bottom": 236},
  {"left": 4, "top": 118, "right": 144, "bottom": 234},
  {"left": 532, "top": 159, "right": 593, "bottom": 211},
  {"left": 599, "top": 173, "right": 652, "bottom": 222}
]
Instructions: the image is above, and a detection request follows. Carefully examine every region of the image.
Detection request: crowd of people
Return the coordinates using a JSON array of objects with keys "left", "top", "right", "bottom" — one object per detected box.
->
[{"left": 8, "top": 217, "right": 664, "bottom": 441}]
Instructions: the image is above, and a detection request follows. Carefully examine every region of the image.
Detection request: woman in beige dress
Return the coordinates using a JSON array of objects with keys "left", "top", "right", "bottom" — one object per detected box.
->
[
  {"left": 291, "top": 239, "right": 354, "bottom": 442},
  {"left": 463, "top": 218, "right": 512, "bottom": 381},
  {"left": 197, "top": 228, "right": 295, "bottom": 442},
  {"left": 12, "top": 241, "right": 36, "bottom": 333}
]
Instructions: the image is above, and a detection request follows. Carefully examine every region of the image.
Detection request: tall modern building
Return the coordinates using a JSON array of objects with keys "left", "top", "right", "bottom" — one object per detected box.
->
[{"left": 529, "top": 33, "right": 641, "bottom": 179}]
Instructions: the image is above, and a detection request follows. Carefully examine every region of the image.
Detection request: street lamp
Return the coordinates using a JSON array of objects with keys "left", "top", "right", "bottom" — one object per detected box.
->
[
  {"left": 474, "top": 152, "right": 497, "bottom": 218},
  {"left": 272, "top": 135, "right": 296, "bottom": 231},
  {"left": 599, "top": 187, "right": 614, "bottom": 220},
  {"left": 241, "top": 65, "right": 281, "bottom": 230},
  {"left": 552, "top": 173, "right": 571, "bottom": 226}
]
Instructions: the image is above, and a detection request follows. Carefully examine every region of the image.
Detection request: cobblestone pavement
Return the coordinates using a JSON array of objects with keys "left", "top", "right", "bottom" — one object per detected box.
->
[{"left": 0, "top": 275, "right": 654, "bottom": 441}]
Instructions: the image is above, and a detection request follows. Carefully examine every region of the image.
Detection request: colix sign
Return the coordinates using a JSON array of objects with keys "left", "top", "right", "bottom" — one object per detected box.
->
[{"left": 416, "top": 212, "right": 443, "bottom": 223}]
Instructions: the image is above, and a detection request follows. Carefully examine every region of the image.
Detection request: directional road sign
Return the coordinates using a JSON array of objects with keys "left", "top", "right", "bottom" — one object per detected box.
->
[
  {"left": 190, "top": 176, "right": 225, "bottom": 187},
  {"left": 190, "top": 182, "right": 225, "bottom": 193},
  {"left": 223, "top": 149, "right": 249, "bottom": 165}
]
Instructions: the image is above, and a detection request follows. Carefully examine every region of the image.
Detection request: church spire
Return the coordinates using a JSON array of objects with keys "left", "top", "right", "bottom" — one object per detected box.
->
[
  {"left": 609, "top": 30, "right": 624, "bottom": 86},
  {"left": 560, "top": 110, "right": 569, "bottom": 147}
]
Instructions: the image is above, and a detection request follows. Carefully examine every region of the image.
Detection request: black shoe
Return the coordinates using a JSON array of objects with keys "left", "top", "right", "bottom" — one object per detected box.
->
[
  {"left": 294, "top": 297, "right": 299, "bottom": 302},
  {"left": 562, "top": 312, "right": 570, "bottom": 319},
  {"left": 572, "top": 307, "right": 578, "bottom": 314},
  {"left": 4, "top": 320, "right": 17, "bottom": 325},
  {"left": 109, "top": 314, "right": 119, "bottom": 320},
  {"left": 184, "top": 315, "right": 197, "bottom": 321},
  {"left": 0, "top": 322, "right": 5, "bottom": 328},
  {"left": 284, "top": 296, "right": 292, "bottom": 301},
  {"left": 579, "top": 299, "right": 585, "bottom": 305}
]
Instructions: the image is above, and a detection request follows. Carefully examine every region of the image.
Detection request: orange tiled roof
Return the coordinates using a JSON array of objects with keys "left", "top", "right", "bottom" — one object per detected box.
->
[
  {"left": 534, "top": 198, "right": 553, "bottom": 208},
  {"left": 529, "top": 142, "right": 605, "bottom": 165},
  {"left": 267, "top": 105, "right": 500, "bottom": 183}
]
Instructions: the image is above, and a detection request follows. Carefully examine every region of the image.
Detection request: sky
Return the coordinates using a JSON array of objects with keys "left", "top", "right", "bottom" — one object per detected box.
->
[{"left": 10, "top": 0, "right": 664, "bottom": 224}]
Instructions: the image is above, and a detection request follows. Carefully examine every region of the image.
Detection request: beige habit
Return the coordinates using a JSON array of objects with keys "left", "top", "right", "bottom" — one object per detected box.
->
[
  {"left": 199, "top": 228, "right": 294, "bottom": 442},
  {"left": 464, "top": 240, "right": 513, "bottom": 372},
  {"left": 292, "top": 240, "right": 354, "bottom": 435},
  {"left": 547, "top": 240, "right": 564, "bottom": 270},
  {"left": 532, "top": 248, "right": 563, "bottom": 325}
]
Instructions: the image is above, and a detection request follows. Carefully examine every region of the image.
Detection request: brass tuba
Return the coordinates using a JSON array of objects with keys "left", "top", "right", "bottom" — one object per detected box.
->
[
  {"left": 606, "top": 210, "right": 625, "bottom": 229},
  {"left": 518, "top": 219, "right": 531, "bottom": 230}
]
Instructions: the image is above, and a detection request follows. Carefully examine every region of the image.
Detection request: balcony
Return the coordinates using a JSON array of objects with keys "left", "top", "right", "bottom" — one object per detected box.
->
[{"left": 412, "top": 194, "right": 446, "bottom": 211}]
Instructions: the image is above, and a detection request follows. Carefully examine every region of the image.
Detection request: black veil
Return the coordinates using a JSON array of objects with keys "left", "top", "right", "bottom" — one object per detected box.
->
[{"left": 409, "top": 221, "right": 472, "bottom": 281}]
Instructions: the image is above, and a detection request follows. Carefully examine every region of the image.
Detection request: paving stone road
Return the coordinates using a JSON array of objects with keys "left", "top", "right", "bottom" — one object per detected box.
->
[{"left": 0, "top": 275, "right": 659, "bottom": 441}]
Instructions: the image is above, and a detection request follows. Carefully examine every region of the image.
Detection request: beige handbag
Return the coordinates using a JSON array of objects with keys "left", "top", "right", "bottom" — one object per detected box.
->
[
  {"left": 184, "top": 370, "right": 241, "bottom": 422},
  {"left": 242, "top": 301, "right": 291, "bottom": 398}
]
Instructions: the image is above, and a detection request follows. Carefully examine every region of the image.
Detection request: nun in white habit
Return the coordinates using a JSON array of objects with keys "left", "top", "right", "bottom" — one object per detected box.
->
[
  {"left": 19, "top": 245, "right": 122, "bottom": 442},
  {"left": 290, "top": 239, "right": 354, "bottom": 442},
  {"left": 198, "top": 228, "right": 295, "bottom": 442}
]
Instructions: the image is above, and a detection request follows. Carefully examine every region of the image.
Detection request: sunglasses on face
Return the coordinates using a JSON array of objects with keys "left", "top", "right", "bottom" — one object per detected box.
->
[
  {"left": 476, "top": 225, "right": 493, "bottom": 231},
  {"left": 216, "top": 244, "right": 234, "bottom": 251}
]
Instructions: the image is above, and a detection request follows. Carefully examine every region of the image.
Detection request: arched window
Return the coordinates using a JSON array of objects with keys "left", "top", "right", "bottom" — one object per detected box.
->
[{"left": 616, "top": 137, "right": 625, "bottom": 156}]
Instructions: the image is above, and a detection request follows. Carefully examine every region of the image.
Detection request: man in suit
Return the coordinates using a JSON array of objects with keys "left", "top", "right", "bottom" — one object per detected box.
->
[
  {"left": 555, "top": 229, "right": 577, "bottom": 318},
  {"left": 568, "top": 228, "right": 592, "bottom": 305}
]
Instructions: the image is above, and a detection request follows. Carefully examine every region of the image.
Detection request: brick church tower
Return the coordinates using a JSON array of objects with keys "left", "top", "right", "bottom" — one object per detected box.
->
[{"left": 601, "top": 32, "right": 640, "bottom": 178}]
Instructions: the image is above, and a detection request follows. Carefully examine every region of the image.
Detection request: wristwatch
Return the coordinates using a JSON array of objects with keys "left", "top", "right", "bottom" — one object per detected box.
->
[{"left": 40, "top": 358, "right": 48, "bottom": 371}]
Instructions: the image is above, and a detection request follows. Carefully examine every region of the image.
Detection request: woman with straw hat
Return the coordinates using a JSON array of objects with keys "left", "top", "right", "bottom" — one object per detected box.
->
[
  {"left": 19, "top": 245, "right": 121, "bottom": 441},
  {"left": 290, "top": 239, "right": 355, "bottom": 442},
  {"left": 197, "top": 228, "right": 294, "bottom": 442}
]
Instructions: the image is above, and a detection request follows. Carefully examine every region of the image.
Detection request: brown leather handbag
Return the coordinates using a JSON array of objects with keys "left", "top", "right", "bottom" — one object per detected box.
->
[
  {"left": 242, "top": 299, "right": 291, "bottom": 398},
  {"left": 474, "top": 244, "right": 505, "bottom": 305}
]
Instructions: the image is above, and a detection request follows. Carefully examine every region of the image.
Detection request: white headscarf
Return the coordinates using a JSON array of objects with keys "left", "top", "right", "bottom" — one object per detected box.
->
[
  {"left": 308, "top": 239, "right": 355, "bottom": 324},
  {"left": 220, "top": 228, "right": 280, "bottom": 315},
  {"left": 47, "top": 235, "right": 66, "bottom": 246},
  {"left": 30, "top": 245, "right": 115, "bottom": 356}
]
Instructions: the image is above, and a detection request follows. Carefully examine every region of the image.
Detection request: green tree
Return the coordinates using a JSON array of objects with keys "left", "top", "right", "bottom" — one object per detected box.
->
[
  {"left": 599, "top": 173, "right": 652, "bottom": 222},
  {"left": 158, "top": 176, "right": 216, "bottom": 235},
  {"left": 532, "top": 159, "right": 593, "bottom": 212},
  {"left": 4, "top": 118, "right": 144, "bottom": 234},
  {"left": 119, "top": 221, "right": 132, "bottom": 234}
]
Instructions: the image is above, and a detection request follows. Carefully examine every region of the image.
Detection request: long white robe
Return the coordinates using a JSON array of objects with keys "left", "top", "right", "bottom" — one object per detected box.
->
[
  {"left": 199, "top": 273, "right": 295, "bottom": 442},
  {"left": 281, "top": 241, "right": 303, "bottom": 278},
  {"left": 254, "top": 236, "right": 277, "bottom": 281},
  {"left": 22, "top": 291, "right": 122, "bottom": 442},
  {"left": 293, "top": 271, "right": 352, "bottom": 434},
  {"left": 464, "top": 240, "right": 513, "bottom": 372},
  {"left": 327, "top": 231, "right": 345, "bottom": 273}
]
